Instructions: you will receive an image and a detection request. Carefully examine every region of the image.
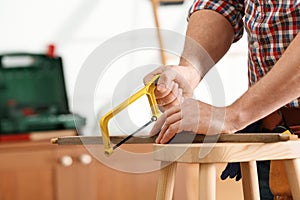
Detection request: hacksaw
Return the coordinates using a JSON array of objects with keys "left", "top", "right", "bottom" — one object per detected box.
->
[{"left": 99, "top": 75, "right": 161, "bottom": 156}]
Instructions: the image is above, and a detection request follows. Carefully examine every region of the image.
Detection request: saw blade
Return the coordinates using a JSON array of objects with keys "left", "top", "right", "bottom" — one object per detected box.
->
[{"left": 112, "top": 116, "right": 157, "bottom": 150}]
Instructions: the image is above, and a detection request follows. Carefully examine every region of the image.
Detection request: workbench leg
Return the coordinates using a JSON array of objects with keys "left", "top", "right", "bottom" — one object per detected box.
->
[
  {"left": 240, "top": 161, "right": 260, "bottom": 200},
  {"left": 284, "top": 159, "right": 300, "bottom": 200},
  {"left": 156, "top": 161, "right": 177, "bottom": 200},
  {"left": 184, "top": 163, "right": 199, "bottom": 200},
  {"left": 199, "top": 163, "right": 216, "bottom": 200}
]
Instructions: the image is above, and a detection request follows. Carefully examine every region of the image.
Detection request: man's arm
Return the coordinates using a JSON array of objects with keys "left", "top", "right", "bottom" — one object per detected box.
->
[
  {"left": 179, "top": 9, "right": 236, "bottom": 87},
  {"left": 226, "top": 33, "right": 300, "bottom": 132},
  {"left": 180, "top": 9, "right": 235, "bottom": 72},
  {"left": 144, "top": 10, "right": 235, "bottom": 110},
  {"left": 151, "top": 33, "right": 300, "bottom": 142}
]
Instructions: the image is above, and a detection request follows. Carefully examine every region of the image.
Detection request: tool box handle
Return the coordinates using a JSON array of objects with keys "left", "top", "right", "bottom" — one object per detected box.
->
[{"left": 0, "top": 53, "right": 53, "bottom": 68}]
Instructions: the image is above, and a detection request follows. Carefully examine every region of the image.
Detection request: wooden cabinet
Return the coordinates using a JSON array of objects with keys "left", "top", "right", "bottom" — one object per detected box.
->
[
  {"left": 0, "top": 141, "right": 159, "bottom": 200},
  {"left": 54, "top": 146, "right": 98, "bottom": 200},
  {"left": 0, "top": 142, "right": 56, "bottom": 200},
  {"left": 0, "top": 140, "right": 242, "bottom": 200}
]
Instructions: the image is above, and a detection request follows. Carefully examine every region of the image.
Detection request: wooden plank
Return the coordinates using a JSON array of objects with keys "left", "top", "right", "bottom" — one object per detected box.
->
[
  {"left": 153, "top": 140, "right": 300, "bottom": 163},
  {"left": 52, "top": 133, "right": 293, "bottom": 145}
]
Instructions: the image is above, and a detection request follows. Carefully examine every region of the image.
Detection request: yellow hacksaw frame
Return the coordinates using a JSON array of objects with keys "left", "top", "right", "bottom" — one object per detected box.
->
[{"left": 99, "top": 75, "right": 161, "bottom": 156}]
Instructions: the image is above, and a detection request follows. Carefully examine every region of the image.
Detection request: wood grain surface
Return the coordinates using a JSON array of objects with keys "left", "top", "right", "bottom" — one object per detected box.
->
[
  {"left": 153, "top": 140, "right": 300, "bottom": 163},
  {"left": 52, "top": 133, "right": 293, "bottom": 145}
]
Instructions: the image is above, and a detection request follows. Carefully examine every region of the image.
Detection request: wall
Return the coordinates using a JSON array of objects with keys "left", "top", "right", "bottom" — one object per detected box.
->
[{"left": 0, "top": 0, "right": 248, "bottom": 135}]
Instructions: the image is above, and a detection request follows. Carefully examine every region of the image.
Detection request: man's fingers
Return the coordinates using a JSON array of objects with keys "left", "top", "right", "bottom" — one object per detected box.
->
[
  {"left": 150, "top": 114, "right": 166, "bottom": 136},
  {"left": 164, "top": 111, "right": 181, "bottom": 125},
  {"left": 154, "top": 81, "right": 174, "bottom": 99},
  {"left": 153, "top": 106, "right": 181, "bottom": 142},
  {"left": 156, "top": 82, "right": 179, "bottom": 105},
  {"left": 159, "top": 100, "right": 180, "bottom": 112},
  {"left": 164, "top": 67, "right": 191, "bottom": 95},
  {"left": 144, "top": 65, "right": 193, "bottom": 99},
  {"left": 158, "top": 88, "right": 183, "bottom": 111},
  {"left": 155, "top": 131, "right": 163, "bottom": 143},
  {"left": 157, "top": 111, "right": 181, "bottom": 142},
  {"left": 164, "top": 105, "right": 181, "bottom": 117},
  {"left": 143, "top": 67, "right": 164, "bottom": 84},
  {"left": 159, "top": 121, "right": 181, "bottom": 144},
  {"left": 156, "top": 69, "right": 177, "bottom": 93},
  {"left": 156, "top": 108, "right": 181, "bottom": 143},
  {"left": 178, "top": 88, "right": 184, "bottom": 103}
]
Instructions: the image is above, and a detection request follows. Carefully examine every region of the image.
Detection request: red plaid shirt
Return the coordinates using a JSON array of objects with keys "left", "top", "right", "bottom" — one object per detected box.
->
[{"left": 188, "top": 0, "right": 300, "bottom": 107}]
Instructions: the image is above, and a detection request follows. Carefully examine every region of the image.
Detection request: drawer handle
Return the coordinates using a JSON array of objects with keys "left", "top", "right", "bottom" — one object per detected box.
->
[
  {"left": 79, "top": 154, "right": 92, "bottom": 165},
  {"left": 60, "top": 156, "right": 73, "bottom": 167}
]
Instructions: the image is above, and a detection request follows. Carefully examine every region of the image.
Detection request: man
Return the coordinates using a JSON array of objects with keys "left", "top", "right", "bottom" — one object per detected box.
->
[{"left": 144, "top": 0, "right": 300, "bottom": 199}]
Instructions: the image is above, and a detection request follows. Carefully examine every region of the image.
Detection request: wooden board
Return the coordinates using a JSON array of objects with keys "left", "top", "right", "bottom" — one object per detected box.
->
[
  {"left": 51, "top": 133, "right": 295, "bottom": 145},
  {"left": 153, "top": 140, "right": 300, "bottom": 163}
]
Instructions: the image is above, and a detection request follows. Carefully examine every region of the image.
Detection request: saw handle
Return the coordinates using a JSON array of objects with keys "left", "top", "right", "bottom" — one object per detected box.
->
[{"left": 100, "top": 75, "right": 160, "bottom": 156}]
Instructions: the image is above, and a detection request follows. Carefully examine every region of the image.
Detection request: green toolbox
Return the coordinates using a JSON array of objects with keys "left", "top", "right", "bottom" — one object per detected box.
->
[{"left": 0, "top": 53, "right": 85, "bottom": 134}]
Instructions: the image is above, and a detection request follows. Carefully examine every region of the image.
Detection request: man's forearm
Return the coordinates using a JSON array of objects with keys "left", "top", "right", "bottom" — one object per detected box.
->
[
  {"left": 179, "top": 10, "right": 235, "bottom": 83},
  {"left": 227, "top": 33, "right": 300, "bottom": 132}
]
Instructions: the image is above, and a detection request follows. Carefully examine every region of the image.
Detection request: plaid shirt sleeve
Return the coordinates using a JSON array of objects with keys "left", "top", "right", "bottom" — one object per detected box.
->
[{"left": 188, "top": 0, "right": 245, "bottom": 42}]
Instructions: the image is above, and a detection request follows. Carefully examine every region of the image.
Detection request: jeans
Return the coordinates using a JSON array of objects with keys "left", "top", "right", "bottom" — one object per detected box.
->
[{"left": 257, "top": 160, "right": 273, "bottom": 200}]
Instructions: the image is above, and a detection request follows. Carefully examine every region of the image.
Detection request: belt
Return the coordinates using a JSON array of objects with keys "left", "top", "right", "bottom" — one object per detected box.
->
[{"left": 262, "top": 107, "right": 300, "bottom": 136}]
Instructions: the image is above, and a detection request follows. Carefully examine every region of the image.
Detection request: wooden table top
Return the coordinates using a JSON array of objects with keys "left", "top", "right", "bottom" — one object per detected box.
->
[{"left": 153, "top": 140, "right": 300, "bottom": 163}]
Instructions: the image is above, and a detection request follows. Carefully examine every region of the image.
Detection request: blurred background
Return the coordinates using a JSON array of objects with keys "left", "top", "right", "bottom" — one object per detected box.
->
[
  {"left": 0, "top": 0, "right": 248, "bottom": 136},
  {"left": 0, "top": 1, "right": 246, "bottom": 199}
]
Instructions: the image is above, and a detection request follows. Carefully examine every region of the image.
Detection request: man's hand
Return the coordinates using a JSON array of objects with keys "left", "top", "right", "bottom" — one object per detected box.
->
[
  {"left": 143, "top": 65, "right": 200, "bottom": 111},
  {"left": 149, "top": 98, "right": 230, "bottom": 143}
]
